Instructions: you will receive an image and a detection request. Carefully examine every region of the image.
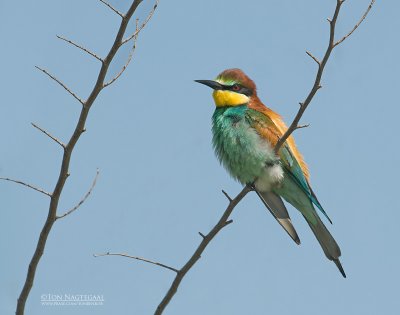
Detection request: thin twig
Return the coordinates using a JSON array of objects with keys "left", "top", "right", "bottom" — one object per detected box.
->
[
  {"left": 16, "top": 1, "right": 158, "bottom": 314},
  {"left": 221, "top": 190, "right": 232, "bottom": 202},
  {"left": 334, "top": 0, "right": 376, "bottom": 47},
  {"left": 94, "top": 252, "right": 179, "bottom": 273},
  {"left": 103, "top": 35, "right": 137, "bottom": 87},
  {"left": 98, "top": 0, "right": 124, "bottom": 18},
  {"left": 306, "top": 51, "right": 321, "bottom": 66},
  {"left": 274, "top": 0, "right": 374, "bottom": 154},
  {"left": 56, "top": 169, "right": 99, "bottom": 220},
  {"left": 295, "top": 124, "right": 310, "bottom": 130},
  {"left": 154, "top": 185, "right": 252, "bottom": 315},
  {"left": 0, "top": 177, "right": 51, "bottom": 197},
  {"left": 31, "top": 123, "right": 65, "bottom": 148},
  {"left": 35, "top": 66, "right": 85, "bottom": 106},
  {"left": 121, "top": 1, "right": 159, "bottom": 45},
  {"left": 56, "top": 35, "right": 103, "bottom": 62}
]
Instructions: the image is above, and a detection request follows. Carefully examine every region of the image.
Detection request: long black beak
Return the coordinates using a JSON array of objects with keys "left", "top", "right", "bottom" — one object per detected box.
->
[{"left": 194, "top": 80, "right": 223, "bottom": 90}]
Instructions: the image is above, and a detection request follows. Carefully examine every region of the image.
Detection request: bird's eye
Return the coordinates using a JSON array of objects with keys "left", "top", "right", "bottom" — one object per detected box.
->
[{"left": 232, "top": 84, "right": 241, "bottom": 91}]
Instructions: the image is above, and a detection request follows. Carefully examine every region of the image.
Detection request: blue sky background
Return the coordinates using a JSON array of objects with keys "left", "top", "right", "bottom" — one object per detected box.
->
[{"left": 1, "top": 0, "right": 399, "bottom": 314}]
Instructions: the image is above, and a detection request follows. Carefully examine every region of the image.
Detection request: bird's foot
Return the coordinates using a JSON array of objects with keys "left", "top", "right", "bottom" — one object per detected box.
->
[{"left": 247, "top": 182, "right": 256, "bottom": 191}]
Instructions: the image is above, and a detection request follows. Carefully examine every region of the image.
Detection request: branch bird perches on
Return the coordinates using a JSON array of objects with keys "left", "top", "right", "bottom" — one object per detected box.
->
[{"left": 94, "top": 1, "right": 376, "bottom": 314}]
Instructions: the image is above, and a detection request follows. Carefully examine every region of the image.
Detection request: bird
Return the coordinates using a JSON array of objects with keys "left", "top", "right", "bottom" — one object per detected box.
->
[{"left": 195, "top": 68, "right": 345, "bottom": 278}]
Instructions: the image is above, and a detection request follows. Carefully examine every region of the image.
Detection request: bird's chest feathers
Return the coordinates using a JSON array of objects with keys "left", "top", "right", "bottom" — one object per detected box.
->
[{"left": 212, "top": 106, "right": 283, "bottom": 187}]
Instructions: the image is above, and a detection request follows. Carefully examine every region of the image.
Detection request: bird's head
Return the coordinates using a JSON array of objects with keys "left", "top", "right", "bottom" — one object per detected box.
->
[{"left": 195, "top": 68, "right": 257, "bottom": 107}]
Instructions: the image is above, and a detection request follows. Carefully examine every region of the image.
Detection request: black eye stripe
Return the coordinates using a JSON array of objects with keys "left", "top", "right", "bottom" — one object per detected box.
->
[
  {"left": 221, "top": 83, "right": 253, "bottom": 96},
  {"left": 220, "top": 84, "right": 253, "bottom": 96},
  {"left": 222, "top": 84, "right": 242, "bottom": 91}
]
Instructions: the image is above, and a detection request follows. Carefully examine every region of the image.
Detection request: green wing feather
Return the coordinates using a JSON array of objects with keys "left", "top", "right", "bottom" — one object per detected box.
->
[
  {"left": 280, "top": 144, "right": 332, "bottom": 223},
  {"left": 246, "top": 109, "right": 332, "bottom": 223}
]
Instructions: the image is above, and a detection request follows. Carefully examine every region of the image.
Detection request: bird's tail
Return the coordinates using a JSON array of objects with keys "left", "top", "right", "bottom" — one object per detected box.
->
[
  {"left": 304, "top": 212, "right": 346, "bottom": 278},
  {"left": 255, "top": 189, "right": 300, "bottom": 245}
]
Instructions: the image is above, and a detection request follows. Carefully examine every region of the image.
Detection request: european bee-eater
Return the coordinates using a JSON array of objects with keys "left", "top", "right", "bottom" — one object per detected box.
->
[{"left": 195, "top": 68, "right": 345, "bottom": 277}]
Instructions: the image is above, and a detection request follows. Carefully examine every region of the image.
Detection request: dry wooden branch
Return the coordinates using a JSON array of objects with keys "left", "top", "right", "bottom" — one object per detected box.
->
[
  {"left": 154, "top": 185, "right": 252, "bottom": 315},
  {"left": 100, "top": 186, "right": 251, "bottom": 314},
  {"left": 56, "top": 35, "right": 103, "bottom": 62},
  {"left": 31, "top": 122, "right": 65, "bottom": 148},
  {"left": 334, "top": 0, "right": 376, "bottom": 47},
  {"left": 56, "top": 169, "right": 99, "bottom": 220},
  {"left": 121, "top": 1, "right": 159, "bottom": 45},
  {"left": 274, "top": 0, "right": 375, "bottom": 154},
  {"left": 103, "top": 20, "right": 139, "bottom": 88},
  {"left": 15, "top": 1, "right": 158, "bottom": 314},
  {"left": 94, "top": 252, "right": 179, "bottom": 273},
  {"left": 306, "top": 51, "right": 321, "bottom": 66},
  {"left": 0, "top": 177, "right": 51, "bottom": 197},
  {"left": 221, "top": 189, "right": 233, "bottom": 202},
  {"left": 296, "top": 123, "right": 310, "bottom": 130},
  {"left": 98, "top": 0, "right": 124, "bottom": 18},
  {"left": 103, "top": 47, "right": 135, "bottom": 87},
  {"left": 35, "top": 66, "right": 85, "bottom": 106}
]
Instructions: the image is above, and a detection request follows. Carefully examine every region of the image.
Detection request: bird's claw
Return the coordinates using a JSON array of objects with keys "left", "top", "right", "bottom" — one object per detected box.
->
[{"left": 247, "top": 183, "right": 256, "bottom": 191}]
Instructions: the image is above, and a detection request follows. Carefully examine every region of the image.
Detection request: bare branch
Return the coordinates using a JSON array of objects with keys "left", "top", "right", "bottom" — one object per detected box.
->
[
  {"left": 0, "top": 177, "right": 51, "bottom": 197},
  {"left": 121, "top": 0, "right": 159, "bottom": 45},
  {"left": 94, "top": 252, "right": 179, "bottom": 273},
  {"left": 295, "top": 123, "right": 310, "bottom": 130},
  {"left": 155, "top": 185, "right": 252, "bottom": 315},
  {"left": 56, "top": 169, "right": 99, "bottom": 220},
  {"left": 334, "top": 0, "right": 376, "bottom": 47},
  {"left": 16, "top": 1, "right": 158, "bottom": 314},
  {"left": 274, "top": 0, "right": 374, "bottom": 154},
  {"left": 35, "top": 66, "right": 85, "bottom": 106},
  {"left": 31, "top": 122, "right": 65, "bottom": 148},
  {"left": 56, "top": 35, "right": 103, "bottom": 62},
  {"left": 98, "top": 0, "right": 124, "bottom": 18},
  {"left": 306, "top": 50, "right": 321, "bottom": 66},
  {"left": 221, "top": 189, "right": 232, "bottom": 202},
  {"left": 103, "top": 37, "right": 137, "bottom": 88},
  {"left": 224, "top": 219, "right": 234, "bottom": 226}
]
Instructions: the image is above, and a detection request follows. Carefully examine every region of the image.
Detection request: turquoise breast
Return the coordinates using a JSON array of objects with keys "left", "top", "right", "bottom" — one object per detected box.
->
[{"left": 212, "top": 106, "right": 275, "bottom": 184}]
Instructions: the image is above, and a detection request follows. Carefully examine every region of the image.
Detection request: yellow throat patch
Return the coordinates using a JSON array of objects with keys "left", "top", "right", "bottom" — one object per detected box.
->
[{"left": 212, "top": 90, "right": 249, "bottom": 107}]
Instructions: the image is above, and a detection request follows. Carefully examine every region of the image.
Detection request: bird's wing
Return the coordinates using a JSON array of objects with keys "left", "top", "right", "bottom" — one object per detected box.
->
[
  {"left": 281, "top": 146, "right": 332, "bottom": 223},
  {"left": 247, "top": 105, "right": 344, "bottom": 277},
  {"left": 246, "top": 107, "right": 332, "bottom": 223}
]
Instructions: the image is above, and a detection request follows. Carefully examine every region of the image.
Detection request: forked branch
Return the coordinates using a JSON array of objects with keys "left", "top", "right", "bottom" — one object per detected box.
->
[
  {"left": 334, "top": 0, "right": 376, "bottom": 47},
  {"left": 153, "top": 185, "right": 252, "bottom": 315},
  {"left": 56, "top": 169, "right": 100, "bottom": 220},
  {"left": 274, "top": 0, "right": 375, "bottom": 153},
  {"left": 104, "top": 20, "right": 139, "bottom": 88},
  {"left": 15, "top": 1, "right": 159, "bottom": 314},
  {"left": 121, "top": 0, "right": 159, "bottom": 45}
]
